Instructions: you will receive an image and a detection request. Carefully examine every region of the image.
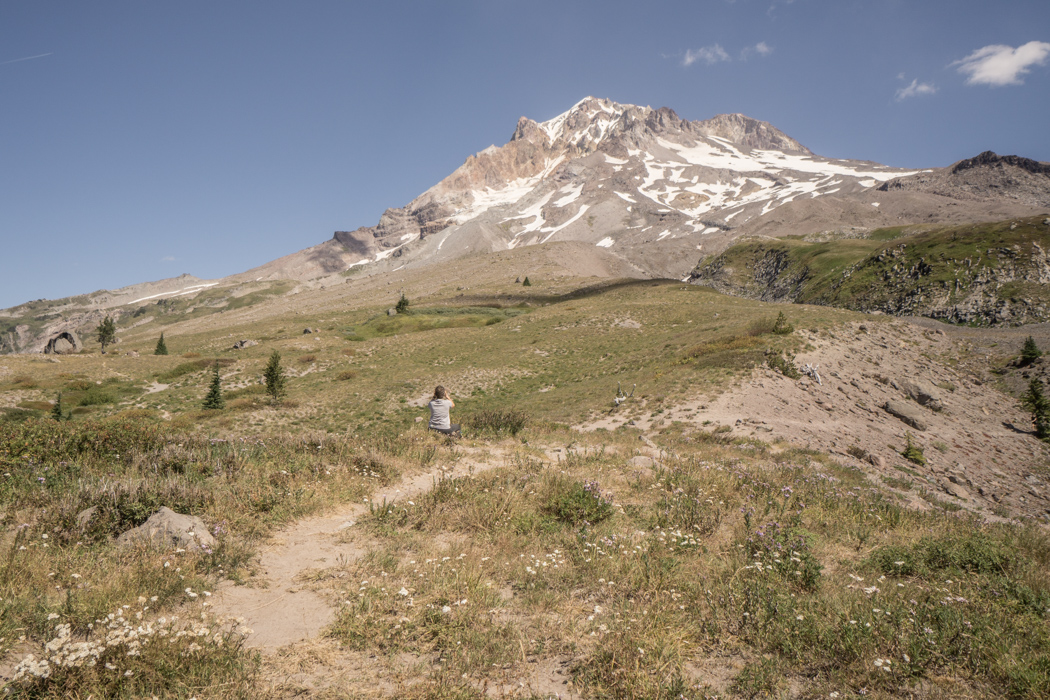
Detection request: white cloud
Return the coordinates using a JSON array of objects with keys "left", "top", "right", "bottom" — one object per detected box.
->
[
  {"left": 951, "top": 41, "right": 1050, "bottom": 86},
  {"left": 683, "top": 45, "right": 730, "bottom": 67},
  {"left": 161, "top": 255, "right": 176, "bottom": 262},
  {"left": 740, "top": 42, "right": 773, "bottom": 60},
  {"left": 895, "top": 78, "right": 938, "bottom": 101}
]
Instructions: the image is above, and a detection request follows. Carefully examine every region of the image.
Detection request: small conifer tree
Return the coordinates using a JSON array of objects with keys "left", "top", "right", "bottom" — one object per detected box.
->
[
  {"left": 1021, "top": 336, "right": 1042, "bottom": 366},
  {"left": 900, "top": 432, "right": 926, "bottom": 465},
  {"left": 154, "top": 333, "right": 169, "bottom": 356},
  {"left": 202, "top": 362, "right": 225, "bottom": 410},
  {"left": 51, "top": 392, "right": 64, "bottom": 421},
  {"left": 522, "top": 276, "right": 532, "bottom": 287},
  {"left": 96, "top": 316, "right": 116, "bottom": 354},
  {"left": 395, "top": 292, "right": 409, "bottom": 314},
  {"left": 263, "top": 350, "right": 286, "bottom": 403},
  {"left": 1021, "top": 378, "right": 1050, "bottom": 440},
  {"left": 772, "top": 311, "right": 794, "bottom": 335}
]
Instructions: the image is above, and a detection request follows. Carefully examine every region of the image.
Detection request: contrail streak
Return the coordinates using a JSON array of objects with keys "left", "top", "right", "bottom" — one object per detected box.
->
[{"left": 0, "top": 52, "right": 53, "bottom": 66}]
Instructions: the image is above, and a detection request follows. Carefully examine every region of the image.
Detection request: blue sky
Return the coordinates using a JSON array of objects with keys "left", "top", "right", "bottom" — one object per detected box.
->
[{"left": 2, "top": 0, "right": 1048, "bottom": 309}]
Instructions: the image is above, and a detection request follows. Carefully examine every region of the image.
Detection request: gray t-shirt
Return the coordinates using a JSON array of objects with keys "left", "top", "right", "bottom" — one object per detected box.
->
[{"left": 428, "top": 399, "right": 452, "bottom": 429}]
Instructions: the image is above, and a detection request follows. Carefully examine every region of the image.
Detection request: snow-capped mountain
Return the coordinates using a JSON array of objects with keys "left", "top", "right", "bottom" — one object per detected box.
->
[{"left": 240, "top": 97, "right": 1049, "bottom": 282}]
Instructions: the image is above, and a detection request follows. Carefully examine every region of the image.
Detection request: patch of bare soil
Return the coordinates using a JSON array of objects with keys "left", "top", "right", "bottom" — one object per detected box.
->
[
  {"left": 582, "top": 319, "right": 1050, "bottom": 523},
  {"left": 209, "top": 445, "right": 507, "bottom": 652}
]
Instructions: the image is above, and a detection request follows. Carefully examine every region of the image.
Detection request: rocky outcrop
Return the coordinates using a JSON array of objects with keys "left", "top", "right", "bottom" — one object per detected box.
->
[
  {"left": 689, "top": 216, "right": 1050, "bottom": 327},
  {"left": 116, "top": 507, "right": 216, "bottom": 552},
  {"left": 44, "top": 331, "right": 81, "bottom": 354},
  {"left": 884, "top": 400, "right": 928, "bottom": 431},
  {"left": 900, "top": 379, "right": 943, "bottom": 412},
  {"left": 878, "top": 151, "right": 1050, "bottom": 208}
]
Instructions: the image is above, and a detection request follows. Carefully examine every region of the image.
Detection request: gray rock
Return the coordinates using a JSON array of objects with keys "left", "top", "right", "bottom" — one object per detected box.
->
[
  {"left": 628, "top": 455, "right": 656, "bottom": 469},
  {"left": 387, "top": 308, "right": 397, "bottom": 316},
  {"left": 44, "top": 331, "right": 81, "bottom": 355},
  {"left": 232, "top": 339, "right": 257, "bottom": 350},
  {"left": 945, "top": 482, "right": 970, "bottom": 500},
  {"left": 76, "top": 506, "right": 98, "bottom": 530},
  {"left": 884, "top": 400, "right": 928, "bottom": 431},
  {"left": 868, "top": 454, "right": 885, "bottom": 468},
  {"left": 116, "top": 507, "right": 217, "bottom": 552},
  {"left": 900, "top": 379, "right": 943, "bottom": 410},
  {"left": 303, "top": 328, "right": 313, "bottom": 334}
]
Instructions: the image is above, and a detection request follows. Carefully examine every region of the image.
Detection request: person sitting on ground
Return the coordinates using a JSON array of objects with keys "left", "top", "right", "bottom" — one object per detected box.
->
[{"left": 428, "top": 385, "right": 460, "bottom": 436}]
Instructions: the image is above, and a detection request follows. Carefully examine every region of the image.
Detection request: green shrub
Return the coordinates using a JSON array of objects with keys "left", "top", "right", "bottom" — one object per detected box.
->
[
  {"left": 545, "top": 478, "right": 614, "bottom": 526},
  {"left": 901, "top": 432, "right": 926, "bottom": 465},
  {"left": 464, "top": 408, "right": 528, "bottom": 436},
  {"left": 767, "top": 350, "right": 801, "bottom": 379}
]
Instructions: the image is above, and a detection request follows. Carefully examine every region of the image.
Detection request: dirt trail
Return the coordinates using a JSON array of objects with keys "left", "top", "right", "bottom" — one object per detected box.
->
[{"left": 210, "top": 445, "right": 504, "bottom": 650}]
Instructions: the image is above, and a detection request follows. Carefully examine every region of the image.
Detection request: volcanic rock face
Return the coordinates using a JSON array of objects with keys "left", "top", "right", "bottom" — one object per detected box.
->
[
  {"left": 231, "top": 97, "right": 1049, "bottom": 288},
  {"left": 878, "top": 151, "right": 1050, "bottom": 208},
  {"left": 318, "top": 97, "right": 922, "bottom": 279}
]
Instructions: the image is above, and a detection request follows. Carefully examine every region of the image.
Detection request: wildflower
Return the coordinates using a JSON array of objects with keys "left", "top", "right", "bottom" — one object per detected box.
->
[{"left": 796, "top": 615, "right": 804, "bottom": 621}]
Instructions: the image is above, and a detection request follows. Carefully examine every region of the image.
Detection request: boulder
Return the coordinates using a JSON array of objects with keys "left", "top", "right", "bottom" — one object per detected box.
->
[
  {"left": 628, "top": 455, "right": 656, "bottom": 469},
  {"left": 44, "top": 331, "right": 81, "bottom": 355},
  {"left": 76, "top": 506, "right": 98, "bottom": 530},
  {"left": 116, "top": 507, "right": 217, "bottom": 551},
  {"left": 303, "top": 328, "right": 313, "bottom": 334},
  {"left": 387, "top": 308, "right": 397, "bottom": 316},
  {"left": 232, "top": 339, "right": 258, "bottom": 350},
  {"left": 884, "top": 400, "right": 928, "bottom": 431},
  {"left": 900, "top": 379, "right": 943, "bottom": 411}
]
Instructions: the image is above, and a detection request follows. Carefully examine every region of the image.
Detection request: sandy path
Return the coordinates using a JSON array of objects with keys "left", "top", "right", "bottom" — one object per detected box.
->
[{"left": 210, "top": 446, "right": 504, "bottom": 650}]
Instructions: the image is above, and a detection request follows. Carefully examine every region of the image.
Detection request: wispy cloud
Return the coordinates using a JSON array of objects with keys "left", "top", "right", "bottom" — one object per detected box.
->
[
  {"left": 740, "top": 42, "right": 773, "bottom": 60},
  {"left": 895, "top": 78, "right": 937, "bottom": 101},
  {"left": 0, "top": 52, "right": 53, "bottom": 67},
  {"left": 951, "top": 41, "right": 1050, "bottom": 86},
  {"left": 161, "top": 256, "right": 176, "bottom": 262},
  {"left": 683, "top": 45, "right": 730, "bottom": 67}
]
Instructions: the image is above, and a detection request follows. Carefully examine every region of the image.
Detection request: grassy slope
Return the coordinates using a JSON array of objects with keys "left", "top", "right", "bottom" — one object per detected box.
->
[
  {"left": 693, "top": 216, "right": 1050, "bottom": 322},
  {"left": 1, "top": 263, "right": 1048, "bottom": 698}
]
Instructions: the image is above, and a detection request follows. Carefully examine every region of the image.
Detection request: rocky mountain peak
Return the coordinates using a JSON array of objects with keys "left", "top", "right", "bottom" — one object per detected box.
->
[
  {"left": 695, "top": 113, "right": 811, "bottom": 154},
  {"left": 951, "top": 151, "right": 1050, "bottom": 176}
]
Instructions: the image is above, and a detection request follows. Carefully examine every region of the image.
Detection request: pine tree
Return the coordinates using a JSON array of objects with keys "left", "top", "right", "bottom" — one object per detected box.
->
[
  {"left": 1021, "top": 336, "right": 1042, "bottom": 366},
  {"left": 395, "top": 292, "right": 409, "bottom": 313},
  {"left": 1021, "top": 378, "right": 1050, "bottom": 440},
  {"left": 202, "top": 362, "right": 225, "bottom": 410},
  {"left": 522, "top": 277, "right": 531, "bottom": 287},
  {"left": 154, "top": 333, "right": 169, "bottom": 356},
  {"left": 51, "top": 392, "right": 64, "bottom": 421},
  {"left": 263, "top": 350, "right": 286, "bottom": 404},
  {"left": 96, "top": 316, "right": 116, "bottom": 354},
  {"left": 900, "top": 432, "right": 926, "bottom": 465},
  {"left": 772, "top": 311, "right": 794, "bottom": 335}
]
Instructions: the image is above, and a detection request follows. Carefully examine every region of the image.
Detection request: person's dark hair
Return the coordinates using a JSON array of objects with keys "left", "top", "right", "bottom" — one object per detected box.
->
[{"left": 433, "top": 385, "right": 448, "bottom": 400}]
